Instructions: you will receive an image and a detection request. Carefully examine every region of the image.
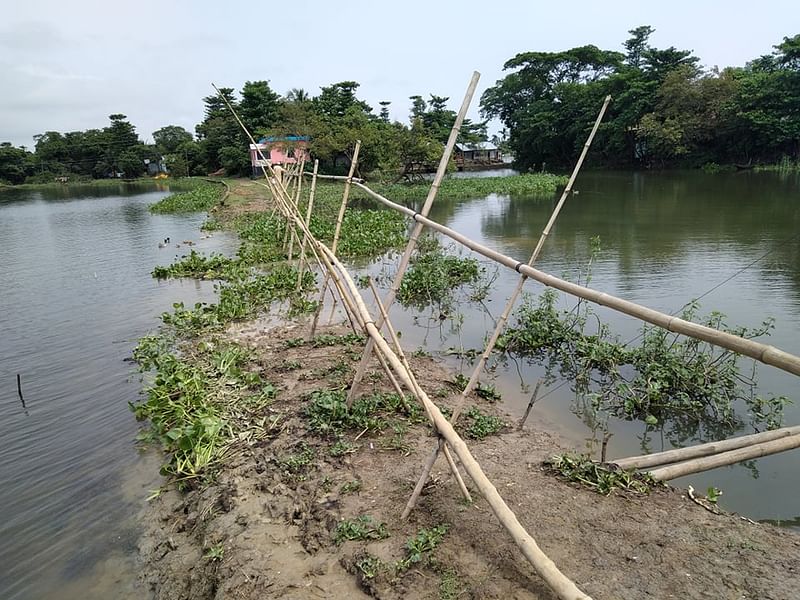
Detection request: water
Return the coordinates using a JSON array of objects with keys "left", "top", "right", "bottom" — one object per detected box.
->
[
  {"left": 372, "top": 169, "right": 800, "bottom": 522},
  {"left": 1, "top": 171, "right": 798, "bottom": 598},
  {"left": 0, "top": 184, "right": 239, "bottom": 600}
]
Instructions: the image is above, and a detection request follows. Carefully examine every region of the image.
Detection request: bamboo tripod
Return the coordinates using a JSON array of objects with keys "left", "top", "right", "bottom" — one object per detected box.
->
[{"left": 213, "top": 80, "right": 593, "bottom": 600}]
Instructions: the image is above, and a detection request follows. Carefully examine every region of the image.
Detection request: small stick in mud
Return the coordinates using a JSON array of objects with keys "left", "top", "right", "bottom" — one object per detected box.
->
[{"left": 518, "top": 378, "right": 543, "bottom": 430}]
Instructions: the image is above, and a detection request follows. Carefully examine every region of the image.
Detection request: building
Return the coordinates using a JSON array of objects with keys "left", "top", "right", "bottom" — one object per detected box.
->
[
  {"left": 454, "top": 142, "right": 502, "bottom": 165},
  {"left": 250, "top": 135, "right": 311, "bottom": 176}
]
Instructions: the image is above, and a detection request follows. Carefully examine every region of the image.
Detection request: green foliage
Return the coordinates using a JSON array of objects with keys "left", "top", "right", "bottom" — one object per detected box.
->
[
  {"left": 462, "top": 407, "right": 505, "bottom": 440},
  {"left": 131, "top": 338, "right": 270, "bottom": 483},
  {"left": 334, "top": 516, "right": 390, "bottom": 544},
  {"left": 372, "top": 173, "right": 566, "bottom": 200},
  {"left": 204, "top": 544, "right": 225, "bottom": 562},
  {"left": 500, "top": 291, "right": 791, "bottom": 444},
  {"left": 152, "top": 250, "right": 242, "bottom": 280},
  {"left": 149, "top": 182, "right": 224, "bottom": 214},
  {"left": 481, "top": 27, "right": 800, "bottom": 169},
  {"left": 340, "top": 480, "right": 362, "bottom": 495},
  {"left": 397, "top": 525, "right": 449, "bottom": 571},
  {"left": 305, "top": 389, "right": 422, "bottom": 437},
  {"left": 398, "top": 245, "right": 481, "bottom": 310},
  {"left": 546, "top": 453, "right": 658, "bottom": 495}
]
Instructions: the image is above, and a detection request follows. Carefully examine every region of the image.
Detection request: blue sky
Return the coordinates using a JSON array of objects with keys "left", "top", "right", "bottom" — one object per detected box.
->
[{"left": 1, "top": 0, "right": 797, "bottom": 147}]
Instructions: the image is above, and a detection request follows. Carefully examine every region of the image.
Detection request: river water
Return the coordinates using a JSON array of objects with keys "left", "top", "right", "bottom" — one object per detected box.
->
[
  {"left": 0, "top": 183, "right": 238, "bottom": 600},
  {"left": 0, "top": 171, "right": 798, "bottom": 598}
]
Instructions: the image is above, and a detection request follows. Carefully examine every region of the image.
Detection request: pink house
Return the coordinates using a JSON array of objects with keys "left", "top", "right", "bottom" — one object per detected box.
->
[{"left": 250, "top": 135, "right": 311, "bottom": 175}]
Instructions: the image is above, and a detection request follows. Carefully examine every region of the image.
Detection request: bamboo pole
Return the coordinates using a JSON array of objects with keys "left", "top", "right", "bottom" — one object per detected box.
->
[
  {"left": 347, "top": 71, "right": 482, "bottom": 405},
  {"left": 614, "top": 425, "right": 800, "bottom": 471},
  {"left": 367, "top": 278, "right": 473, "bottom": 504},
  {"left": 286, "top": 158, "right": 305, "bottom": 262},
  {"left": 402, "top": 97, "right": 612, "bottom": 516},
  {"left": 348, "top": 182, "right": 800, "bottom": 378},
  {"left": 296, "top": 159, "right": 319, "bottom": 291},
  {"left": 648, "top": 434, "right": 800, "bottom": 481},
  {"left": 308, "top": 141, "right": 361, "bottom": 339}
]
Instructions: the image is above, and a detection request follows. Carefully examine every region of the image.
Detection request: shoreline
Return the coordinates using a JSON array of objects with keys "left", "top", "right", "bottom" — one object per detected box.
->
[{"left": 134, "top": 179, "right": 800, "bottom": 600}]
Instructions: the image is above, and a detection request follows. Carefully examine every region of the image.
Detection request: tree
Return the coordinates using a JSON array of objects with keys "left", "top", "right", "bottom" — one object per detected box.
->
[
  {"left": 196, "top": 87, "right": 250, "bottom": 175},
  {"left": 152, "top": 125, "right": 193, "bottom": 154},
  {"left": 240, "top": 80, "right": 281, "bottom": 135},
  {"left": 0, "top": 143, "right": 33, "bottom": 184}
]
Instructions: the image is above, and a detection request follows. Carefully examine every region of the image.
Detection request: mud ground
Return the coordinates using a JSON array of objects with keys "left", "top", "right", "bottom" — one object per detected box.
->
[{"left": 137, "top": 318, "right": 800, "bottom": 600}]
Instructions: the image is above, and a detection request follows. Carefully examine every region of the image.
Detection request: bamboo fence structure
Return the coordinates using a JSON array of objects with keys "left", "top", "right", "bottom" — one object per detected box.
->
[
  {"left": 402, "top": 95, "right": 612, "bottom": 519},
  {"left": 214, "top": 81, "right": 594, "bottom": 600}
]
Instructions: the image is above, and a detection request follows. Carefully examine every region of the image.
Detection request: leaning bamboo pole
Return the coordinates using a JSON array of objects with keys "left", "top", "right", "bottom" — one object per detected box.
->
[
  {"left": 402, "top": 96, "right": 612, "bottom": 518},
  {"left": 308, "top": 141, "right": 361, "bottom": 339},
  {"left": 613, "top": 425, "right": 800, "bottom": 471},
  {"left": 346, "top": 71, "right": 482, "bottom": 405},
  {"left": 648, "top": 434, "right": 800, "bottom": 481},
  {"left": 347, "top": 182, "right": 800, "bottom": 378},
  {"left": 286, "top": 157, "right": 305, "bottom": 261},
  {"left": 296, "top": 159, "right": 319, "bottom": 291}
]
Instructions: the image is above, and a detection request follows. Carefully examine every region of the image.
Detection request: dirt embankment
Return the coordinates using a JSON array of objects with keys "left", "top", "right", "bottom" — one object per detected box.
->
[
  {"left": 137, "top": 179, "right": 800, "bottom": 600},
  {"left": 138, "top": 319, "right": 800, "bottom": 600}
]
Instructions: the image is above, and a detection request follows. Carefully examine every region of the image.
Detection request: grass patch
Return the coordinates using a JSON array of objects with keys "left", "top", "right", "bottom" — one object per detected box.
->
[
  {"left": 545, "top": 453, "right": 658, "bottom": 495},
  {"left": 149, "top": 181, "right": 224, "bottom": 214}
]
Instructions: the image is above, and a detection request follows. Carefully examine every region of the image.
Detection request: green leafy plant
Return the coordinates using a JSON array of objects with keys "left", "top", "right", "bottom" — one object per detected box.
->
[
  {"left": 334, "top": 516, "right": 390, "bottom": 544},
  {"left": 462, "top": 407, "right": 504, "bottom": 440},
  {"left": 546, "top": 453, "right": 658, "bottom": 495},
  {"left": 397, "top": 524, "right": 449, "bottom": 571}
]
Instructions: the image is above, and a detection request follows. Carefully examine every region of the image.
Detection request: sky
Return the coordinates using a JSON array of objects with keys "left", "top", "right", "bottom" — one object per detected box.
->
[{"left": 1, "top": 0, "right": 798, "bottom": 148}]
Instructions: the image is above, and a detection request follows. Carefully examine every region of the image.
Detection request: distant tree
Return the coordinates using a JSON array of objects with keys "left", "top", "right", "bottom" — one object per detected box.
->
[
  {"left": 0, "top": 143, "right": 33, "bottom": 184},
  {"left": 240, "top": 80, "right": 281, "bottom": 135},
  {"left": 152, "top": 125, "right": 193, "bottom": 154},
  {"left": 196, "top": 87, "right": 250, "bottom": 175},
  {"left": 379, "top": 101, "right": 391, "bottom": 122}
]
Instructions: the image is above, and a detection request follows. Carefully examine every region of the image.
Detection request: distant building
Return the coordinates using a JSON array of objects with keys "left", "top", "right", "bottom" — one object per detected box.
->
[
  {"left": 144, "top": 157, "right": 168, "bottom": 176},
  {"left": 250, "top": 135, "right": 311, "bottom": 176},
  {"left": 454, "top": 142, "right": 502, "bottom": 166}
]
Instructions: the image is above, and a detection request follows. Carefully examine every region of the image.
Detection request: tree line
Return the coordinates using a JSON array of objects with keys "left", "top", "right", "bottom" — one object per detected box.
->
[
  {"left": 481, "top": 27, "right": 800, "bottom": 170},
  {"left": 1, "top": 26, "right": 798, "bottom": 184},
  {"left": 0, "top": 81, "right": 485, "bottom": 184}
]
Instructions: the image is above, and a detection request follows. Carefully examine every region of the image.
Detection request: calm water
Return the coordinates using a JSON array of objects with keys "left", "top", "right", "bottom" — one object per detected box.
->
[
  {"left": 377, "top": 169, "right": 800, "bottom": 522},
  {"left": 0, "top": 184, "right": 238, "bottom": 600}
]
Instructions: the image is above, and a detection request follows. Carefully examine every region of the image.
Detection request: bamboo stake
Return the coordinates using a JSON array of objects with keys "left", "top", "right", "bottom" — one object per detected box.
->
[
  {"left": 648, "top": 434, "right": 800, "bottom": 481},
  {"left": 347, "top": 181, "right": 800, "bottom": 378},
  {"left": 518, "top": 378, "right": 543, "bottom": 431},
  {"left": 296, "top": 160, "right": 319, "bottom": 291},
  {"left": 286, "top": 158, "right": 305, "bottom": 262},
  {"left": 614, "top": 425, "right": 800, "bottom": 471},
  {"left": 347, "top": 71, "right": 482, "bottom": 405},
  {"left": 309, "top": 141, "right": 361, "bottom": 339},
  {"left": 367, "top": 278, "right": 473, "bottom": 504},
  {"left": 404, "top": 96, "right": 612, "bottom": 517}
]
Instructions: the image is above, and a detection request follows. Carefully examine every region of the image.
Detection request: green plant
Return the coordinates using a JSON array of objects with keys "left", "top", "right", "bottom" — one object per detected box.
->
[
  {"left": 397, "top": 524, "right": 449, "bottom": 571},
  {"left": 397, "top": 246, "right": 481, "bottom": 310},
  {"left": 334, "top": 516, "right": 390, "bottom": 544},
  {"left": 706, "top": 486, "right": 723, "bottom": 504},
  {"left": 462, "top": 407, "right": 504, "bottom": 440},
  {"left": 546, "top": 453, "right": 657, "bottom": 495},
  {"left": 204, "top": 544, "right": 225, "bottom": 562},
  {"left": 305, "top": 389, "right": 422, "bottom": 437},
  {"left": 355, "top": 553, "right": 385, "bottom": 580},
  {"left": 340, "top": 480, "right": 362, "bottom": 495},
  {"left": 150, "top": 182, "right": 223, "bottom": 214}
]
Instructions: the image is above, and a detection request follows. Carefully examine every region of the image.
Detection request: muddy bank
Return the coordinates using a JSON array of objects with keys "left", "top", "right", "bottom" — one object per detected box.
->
[{"left": 137, "top": 319, "right": 800, "bottom": 600}]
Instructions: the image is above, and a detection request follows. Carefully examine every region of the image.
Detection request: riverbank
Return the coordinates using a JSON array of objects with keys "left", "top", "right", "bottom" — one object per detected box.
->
[{"left": 135, "top": 178, "right": 800, "bottom": 600}]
